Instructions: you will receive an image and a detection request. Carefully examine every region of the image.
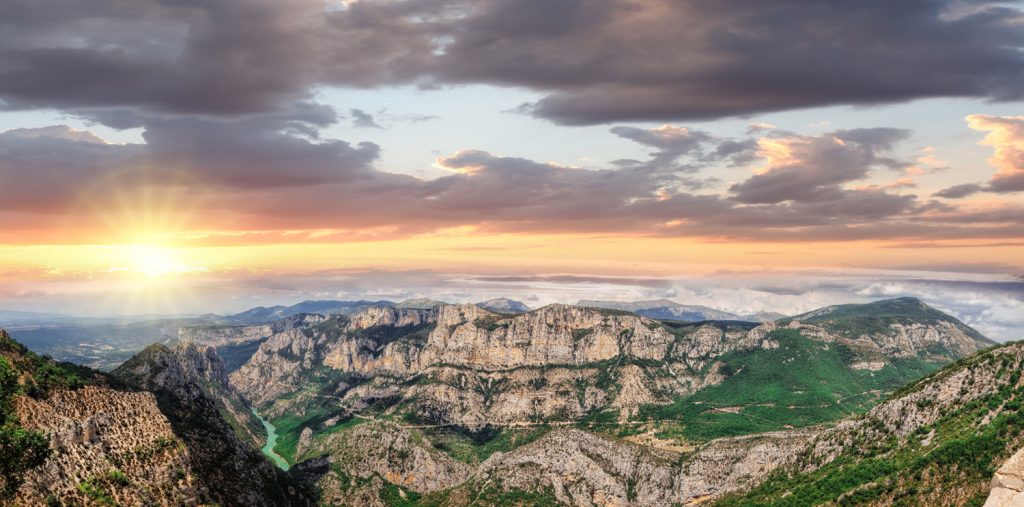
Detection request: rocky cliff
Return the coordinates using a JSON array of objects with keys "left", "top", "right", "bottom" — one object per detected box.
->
[
  {"left": 2, "top": 328, "right": 312, "bottom": 506},
  {"left": 112, "top": 342, "right": 312, "bottom": 506},
  {"left": 220, "top": 298, "right": 995, "bottom": 505},
  {"left": 178, "top": 313, "right": 326, "bottom": 346}
]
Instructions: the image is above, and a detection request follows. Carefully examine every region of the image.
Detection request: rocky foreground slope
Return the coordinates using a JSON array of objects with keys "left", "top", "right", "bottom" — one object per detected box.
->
[{"left": 0, "top": 328, "right": 311, "bottom": 506}]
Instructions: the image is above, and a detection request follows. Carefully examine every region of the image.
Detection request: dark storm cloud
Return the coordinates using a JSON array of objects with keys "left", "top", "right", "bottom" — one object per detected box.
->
[
  {"left": 0, "top": 0, "right": 1021, "bottom": 124},
  {"left": 459, "top": 0, "right": 1024, "bottom": 124}
]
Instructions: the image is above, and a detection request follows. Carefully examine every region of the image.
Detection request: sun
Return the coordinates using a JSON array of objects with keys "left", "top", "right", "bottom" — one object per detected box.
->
[{"left": 115, "top": 244, "right": 206, "bottom": 278}]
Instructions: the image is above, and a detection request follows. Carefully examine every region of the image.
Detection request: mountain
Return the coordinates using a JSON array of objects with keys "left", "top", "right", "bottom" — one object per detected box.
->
[
  {"left": 577, "top": 298, "right": 744, "bottom": 321},
  {"left": 3, "top": 295, "right": 1008, "bottom": 506},
  {"left": 576, "top": 298, "right": 782, "bottom": 322},
  {"left": 475, "top": 297, "right": 531, "bottom": 314},
  {"left": 0, "top": 327, "right": 311, "bottom": 506},
  {"left": 717, "top": 340, "right": 1024, "bottom": 506},
  {"left": 394, "top": 297, "right": 449, "bottom": 309},
  {"left": 221, "top": 297, "right": 991, "bottom": 503},
  {"left": 112, "top": 342, "right": 310, "bottom": 504},
  {"left": 225, "top": 300, "right": 393, "bottom": 324}
]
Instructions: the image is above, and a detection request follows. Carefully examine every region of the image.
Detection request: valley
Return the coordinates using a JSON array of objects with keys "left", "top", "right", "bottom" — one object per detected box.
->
[{"left": 1, "top": 296, "right": 1017, "bottom": 506}]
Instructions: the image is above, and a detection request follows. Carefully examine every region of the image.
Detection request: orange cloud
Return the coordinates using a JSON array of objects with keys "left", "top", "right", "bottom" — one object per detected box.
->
[{"left": 967, "top": 114, "right": 1024, "bottom": 193}]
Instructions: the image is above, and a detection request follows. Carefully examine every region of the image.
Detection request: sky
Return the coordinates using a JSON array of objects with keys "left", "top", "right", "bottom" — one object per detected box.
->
[{"left": 0, "top": 0, "right": 1022, "bottom": 340}]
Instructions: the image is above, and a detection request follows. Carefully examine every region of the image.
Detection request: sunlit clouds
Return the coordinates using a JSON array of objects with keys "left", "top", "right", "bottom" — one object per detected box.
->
[
  {"left": 0, "top": 0, "right": 1020, "bottom": 329},
  {"left": 967, "top": 114, "right": 1024, "bottom": 192}
]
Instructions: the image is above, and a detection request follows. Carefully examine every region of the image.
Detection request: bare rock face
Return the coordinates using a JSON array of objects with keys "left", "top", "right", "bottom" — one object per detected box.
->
[
  {"left": 677, "top": 429, "right": 816, "bottom": 502},
  {"left": 302, "top": 422, "right": 472, "bottom": 503},
  {"left": 231, "top": 327, "right": 328, "bottom": 407},
  {"left": 178, "top": 313, "right": 326, "bottom": 346},
  {"left": 347, "top": 306, "right": 437, "bottom": 330},
  {"left": 462, "top": 427, "right": 813, "bottom": 507},
  {"left": 473, "top": 428, "right": 682, "bottom": 506},
  {"left": 113, "top": 343, "right": 313, "bottom": 506},
  {"left": 324, "top": 304, "right": 679, "bottom": 376},
  {"left": 985, "top": 446, "right": 1024, "bottom": 507}
]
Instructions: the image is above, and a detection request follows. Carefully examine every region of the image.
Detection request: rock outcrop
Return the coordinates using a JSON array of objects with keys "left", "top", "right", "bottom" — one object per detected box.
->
[
  {"left": 113, "top": 342, "right": 313, "bottom": 505},
  {"left": 14, "top": 386, "right": 199, "bottom": 506},
  {"left": 986, "top": 446, "right": 1024, "bottom": 507},
  {"left": 178, "top": 313, "right": 326, "bottom": 346}
]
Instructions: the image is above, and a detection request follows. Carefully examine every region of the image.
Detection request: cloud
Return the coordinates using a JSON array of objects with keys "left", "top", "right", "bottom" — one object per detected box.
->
[
  {"left": 0, "top": 0, "right": 1021, "bottom": 125},
  {"left": 3, "top": 114, "right": 1024, "bottom": 245},
  {"left": 5, "top": 125, "right": 109, "bottom": 144},
  {"left": 609, "top": 124, "right": 756, "bottom": 172},
  {"left": 967, "top": 114, "right": 1024, "bottom": 193},
  {"left": 934, "top": 183, "right": 983, "bottom": 199},
  {"left": 349, "top": 108, "right": 383, "bottom": 129},
  {"left": 729, "top": 128, "right": 911, "bottom": 204},
  {"left": 455, "top": 0, "right": 1024, "bottom": 124}
]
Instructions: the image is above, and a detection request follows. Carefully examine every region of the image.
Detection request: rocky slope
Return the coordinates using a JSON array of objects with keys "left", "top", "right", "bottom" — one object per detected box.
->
[
  {"left": 219, "top": 297, "right": 994, "bottom": 505},
  {"left": 717, "top": 340, "right": 1024, "bottom": 506},
  {"left": 0, "top": 327, "right": 312, "bottom": 506},
  {"left": 476, "top": 298, "right": 531, "bottom": 314},
  {"left": 112, "top": 342, "right": 312, "bottom": 505},
  {"left": 178, "top": 313, "right": 326, "bottom": 347},
  {"left": 233, "top": 299, "right": 989, "bottom": 433}
]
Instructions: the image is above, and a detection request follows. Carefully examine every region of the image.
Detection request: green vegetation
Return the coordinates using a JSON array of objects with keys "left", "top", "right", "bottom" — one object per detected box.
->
[
  {"left": 784, "top": 297, "right": 990, "bottom": 343},
  {"left": 716, "top": 344, "right": 1024, "bottom": 506},
  {"left": 0, "top": 356, "right": 52, "bottom": 499},
  {"left": 270, "top": 407, "right": 361, "bottom": 463},
  {"left": 424, "top": 426, "right": 552, "bottom": 464},
  {"left": 637, "top": 329, "right": 941, "bottom": 441},
  {"left": 461, "top": 485, "right": 561, "bottom": 507},
  {"left": 379, "top": 482, "right": 423, "bottom": 506},
  {"left": 216, "top": 338, "right": 268, "bottom": 372},
  {"left": 572, "top": 328, "right": 593, "bottom": 341},
  {"left": 474, "top": 317, "right": 509, "bottom": 332},
  {"left": 76, "top": 475, "right": 117, "bottom": 507}
]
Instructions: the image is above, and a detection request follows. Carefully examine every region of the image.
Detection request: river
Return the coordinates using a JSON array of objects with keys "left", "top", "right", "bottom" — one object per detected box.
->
[{"left": 251, "top": 407, "right": 290, "bottom": 471}]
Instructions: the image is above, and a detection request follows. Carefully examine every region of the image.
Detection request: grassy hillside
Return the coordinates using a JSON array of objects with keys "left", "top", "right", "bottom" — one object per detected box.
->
[
  {"left": 785, "top": 297, "right": 991, "bottom": 344},
  {"left": 716, "top": 342, "right": 1024, "bottom": 507},
  {"left": 637, "top": 329, "right": 941, "bottom": 441}
]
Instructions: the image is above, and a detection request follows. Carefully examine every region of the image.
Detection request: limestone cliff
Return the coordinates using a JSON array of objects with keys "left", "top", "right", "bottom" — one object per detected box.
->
[
  {"left": 112, "top": 342, "right": 312, "bottom": 506},
  {"left": 2, "top": 328, "right": 311, "bottom": 506},
  {"left": 178, "top": 313, "right": 326, "bottom": 346}
]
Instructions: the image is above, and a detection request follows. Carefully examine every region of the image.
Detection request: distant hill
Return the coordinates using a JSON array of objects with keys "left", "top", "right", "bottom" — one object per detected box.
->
[
  {"left": 223, "top": 299, "right": 393, "bottom": 324},
  {"left": 476, "top": 297, "right": 530, "bottom": 313},
  {"left": 394, "top": 297, "right": 449, "bottom": 309},
  {"left": 576, "top": 298, "right": 780, "bottom": 322},
  {"left": 784, "top": 296, "right": 992, "bottom": 344}
]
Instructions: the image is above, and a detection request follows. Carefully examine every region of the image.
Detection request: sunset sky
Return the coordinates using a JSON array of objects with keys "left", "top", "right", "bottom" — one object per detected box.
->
[{"left": 0, "top": 0, "right": 1022, "bottom": 339}]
